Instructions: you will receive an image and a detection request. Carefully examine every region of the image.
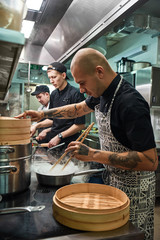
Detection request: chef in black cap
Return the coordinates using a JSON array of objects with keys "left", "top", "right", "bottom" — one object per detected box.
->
[
  {"left": 31, "top": 62, "right": 85, "bottom": 148},
  {"left": 31, "top": 85, "right": 51, "bottom": 136},
  {"left": 31, "top": 85, "right": 50, "bottom": 111}
]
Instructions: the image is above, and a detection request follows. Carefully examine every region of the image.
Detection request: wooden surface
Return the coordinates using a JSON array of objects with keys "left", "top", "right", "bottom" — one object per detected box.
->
[
  {"left": 0, "top": 117, "right": 31, "bottom": 128},
  {"left": 58, "top": 192, "right": 124, "bottom": 209},
  {"left": 0, "top": 139, "right": 30, "bottom": 145},
  {"left": 0, "top": 128, "right": 30, "bottom": 134},
  {"left": 0, "top": 117, "right": 31, "bottom": 145},
  {"left": 54, "top": 183, "right": 128, "bottom": 212},
  {"left": 0, "top": 133, "right": 30, "bottom": 141},
  {"left": 53, "top": 183, "right": 130, "bottom": 231}
]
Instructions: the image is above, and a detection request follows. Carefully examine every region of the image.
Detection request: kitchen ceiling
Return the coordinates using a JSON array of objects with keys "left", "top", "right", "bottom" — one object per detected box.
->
[{"left": 23, "top": 0, "right": 160, "bottom": 64}]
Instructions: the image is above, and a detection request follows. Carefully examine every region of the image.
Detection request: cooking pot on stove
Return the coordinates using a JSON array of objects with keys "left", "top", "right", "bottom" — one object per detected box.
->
[{"left": 0, "top": 143, "right": 32, "bottom": 195}]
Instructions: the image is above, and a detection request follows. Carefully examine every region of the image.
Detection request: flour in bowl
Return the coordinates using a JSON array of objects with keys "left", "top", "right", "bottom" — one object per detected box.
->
[{"left": 34, "top": 161, "right": 79, "bottom": 176}]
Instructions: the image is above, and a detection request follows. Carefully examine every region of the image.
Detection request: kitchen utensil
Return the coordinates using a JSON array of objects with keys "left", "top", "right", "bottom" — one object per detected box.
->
[
  {"left": 62, "top": 123, "right": 94, "bottom": 170},
  {"left": 0, "top": 143, "right": 32, "bottom": 195},
  {"left": 0, "top": 205, "right": 45, "bottom": 214},
  {"left": 53, "top": 183, "right": 130, "bottom": 231},
  {"left": 35, "top": 168, "right": 105, "bottom": 186},
  {"left": 32, "top": 142, "right": 48, "bottom": 147},
  {"left": 47, "top": 142, "right": 65, "bottom": 152},
  {"left": 50, "top": 122, "right": 94, "bottom": 171},
  {"left": 0, "top": 117, "right": 31, "bottom": 145}
]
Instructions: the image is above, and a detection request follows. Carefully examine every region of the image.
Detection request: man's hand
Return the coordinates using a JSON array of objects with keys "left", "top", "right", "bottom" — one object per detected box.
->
[
  {"left": 36, "top": 129, "right": 48, "bottom": 141},
  {"left": 15, "top": 110, "right": 44, "bottom": 121},
  {"left": 65, "top": 141, "right": 93, "bottom": 162},
  {"left": 30, "top": 125, "right": 37, "bottom": 137},
  {"left": 48, "top": 135, "right": 61, "bottom": 148}
]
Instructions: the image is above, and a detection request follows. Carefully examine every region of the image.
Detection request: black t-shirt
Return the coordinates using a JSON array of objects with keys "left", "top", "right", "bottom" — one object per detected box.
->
[
  {"left": 85, "top": 74, "right": 156, "bottom": 152},
  {"left": 49, "top": 82, "right": 85, "bottom": 142}
]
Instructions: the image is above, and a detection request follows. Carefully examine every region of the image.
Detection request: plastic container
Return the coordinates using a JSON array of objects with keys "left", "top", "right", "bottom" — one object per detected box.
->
[{"left": 0, "top": 0, "right": 27, "bottom": 31}]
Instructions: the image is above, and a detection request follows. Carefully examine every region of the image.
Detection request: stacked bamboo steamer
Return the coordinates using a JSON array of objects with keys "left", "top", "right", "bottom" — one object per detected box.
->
[
  {"left": 0, "top": 116, "right": 31, "bottom": 145},
  {"left": 53, "top": 183, "right": 130, "bottom": 231}
]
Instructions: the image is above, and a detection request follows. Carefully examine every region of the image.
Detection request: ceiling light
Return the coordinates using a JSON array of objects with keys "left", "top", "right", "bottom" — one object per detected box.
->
[
  {"left": 26, "top": 0, "right": 43, "bottom": 11},
  {"left": 21, "top": 20, "right": 35, "bottom": 38},
  {"left": 42, "top": 66, "right": 48, "bottom": 71}
]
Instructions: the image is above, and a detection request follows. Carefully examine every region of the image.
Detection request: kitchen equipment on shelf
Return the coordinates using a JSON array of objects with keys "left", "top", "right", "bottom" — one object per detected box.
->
[
  {"left": 0, "top": 205, "right": 45, "bottom": 214},
  {"left": 0, "top": 116, "right": 31, "bottom": 145},
  {"left": 35, "top": 167, "right": 105, "bottom": 186},
  {"left": 133, "top": 61, "right": 151, "bottom": 71},
  {"left": 53, "top": 183, "right": 130, "bottom": 231},
  {"left": 116, "top": 57, "right": 135, "bottom": 73},
  {"left": 0, "top": 143, "right": 32, "bottom": 195}
]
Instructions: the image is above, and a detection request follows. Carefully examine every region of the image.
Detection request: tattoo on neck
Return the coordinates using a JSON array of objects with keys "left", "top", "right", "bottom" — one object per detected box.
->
[
  {"left": 78, "top": 145, "right": 89, "bottom": 155},
  {"left": 108, "top": 151, "right": 141, "bottom": 170}
]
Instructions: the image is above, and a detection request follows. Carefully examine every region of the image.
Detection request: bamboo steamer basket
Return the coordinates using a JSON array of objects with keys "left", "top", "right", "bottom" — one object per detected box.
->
[
  {"left": 0, "top": 117, "right": 31, "bottom": 145},
  {"left": 53, "top": 183, "right": 130, "bottom": 231}
]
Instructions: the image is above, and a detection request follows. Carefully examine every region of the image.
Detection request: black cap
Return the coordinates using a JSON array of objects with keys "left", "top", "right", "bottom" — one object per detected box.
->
[
  {"left": 31, "top": 85, "right": 50, "bottom": 96},
  {"left": 47, "top": 62, "right": 69, "bottom": 79}
]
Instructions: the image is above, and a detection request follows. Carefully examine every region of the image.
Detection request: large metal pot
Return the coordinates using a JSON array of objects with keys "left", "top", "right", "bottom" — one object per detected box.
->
[
  {"left": 132, "top": 62, "right": 151, "bottom": 71},
  {"left": 35, "top": 168, "right": 105, "bottom": 186},
  {"left": 0, "top": 143, "right": 32, "bottom": 195}
]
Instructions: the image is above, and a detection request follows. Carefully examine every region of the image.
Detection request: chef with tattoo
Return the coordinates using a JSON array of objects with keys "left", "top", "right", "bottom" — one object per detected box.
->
[{"left": 15, "top": 48, "right": 158, "bottom": 240}]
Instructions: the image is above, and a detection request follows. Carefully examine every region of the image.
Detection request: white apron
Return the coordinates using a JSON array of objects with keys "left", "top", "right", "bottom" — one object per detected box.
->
[{"left": 95, "top": 78, "right": 155, "bottom": 240}]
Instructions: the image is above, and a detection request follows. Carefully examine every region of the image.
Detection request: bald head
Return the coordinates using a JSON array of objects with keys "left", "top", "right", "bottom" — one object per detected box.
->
[
  {"left": 70, "top": 48, "right": 117, "bottom": 97},
  {"left": 71, "top": 48, "right": 113, "bottom": 75}
]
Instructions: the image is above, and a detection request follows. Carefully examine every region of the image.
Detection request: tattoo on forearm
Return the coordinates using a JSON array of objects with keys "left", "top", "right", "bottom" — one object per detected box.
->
[
  {"left": 78, "top": 145, "right": 89, "bottom": 155},
  {"left": 142, "top": 148, "right": 158, "bottom": 166},
  {"left": 44, "top": 104, "right": 79, "bottom": 119},
  {"left": 108, "top": 151, "right": 141, "bottom": 170}
]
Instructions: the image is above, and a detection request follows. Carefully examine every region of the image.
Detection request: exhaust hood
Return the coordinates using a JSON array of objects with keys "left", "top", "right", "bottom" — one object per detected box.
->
[
  {"left": 0, "top": 0, "right": 155, "bottom": 101},
  {"left": 0, "top": 28, "right": 25, "bottom": 101},
  {"left": 22, "top": 0, "right": 148, "bottom": 64}
]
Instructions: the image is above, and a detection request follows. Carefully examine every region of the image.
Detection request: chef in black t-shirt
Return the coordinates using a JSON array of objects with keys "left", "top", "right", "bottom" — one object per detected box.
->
[
  {"left": 30, "top": 62, "right": 85, "bottom": 148},
  {"left": 16, "top": 49, "right": 158, "bottom": 240}
]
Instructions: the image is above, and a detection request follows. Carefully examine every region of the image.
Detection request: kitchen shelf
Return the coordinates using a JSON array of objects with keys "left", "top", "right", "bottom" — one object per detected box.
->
[{"left": 0, "top": 28, "right": 25, "bottom": 101}]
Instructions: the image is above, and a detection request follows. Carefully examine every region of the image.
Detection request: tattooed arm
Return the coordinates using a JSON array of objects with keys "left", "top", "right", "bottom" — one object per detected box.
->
[
  {"left": 15, "top": 101, "right": 93, "bottom": 121},
  {"left": 66, "top": 141, "right": 158, "bottom": 171},
  {"left": 43, "top": 101, "right": 92, "bottom": 119}
]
